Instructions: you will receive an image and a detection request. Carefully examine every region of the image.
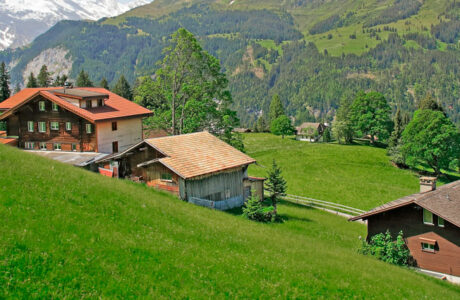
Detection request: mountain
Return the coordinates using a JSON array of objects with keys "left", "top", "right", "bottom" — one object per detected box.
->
[
  {"left": 1, "top": 0, "right": 459, "bottom": 126},
  {"left": 0, "top": 0, "right": 152, "bottom": 50}
]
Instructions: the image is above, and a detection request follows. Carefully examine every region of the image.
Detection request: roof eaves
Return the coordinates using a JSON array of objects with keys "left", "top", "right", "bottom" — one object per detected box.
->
[
  {"left": 0, "top": 91, "right": 41, "bottom": 121},
  {"left": 348, "top": 199, "right": 415, "bottom": 221},
  {"left": 415, "top": 202, "right": 460, "bottom": 228},
  {"left": 40, "top": 91, "right": 95, "bottom": 123}
]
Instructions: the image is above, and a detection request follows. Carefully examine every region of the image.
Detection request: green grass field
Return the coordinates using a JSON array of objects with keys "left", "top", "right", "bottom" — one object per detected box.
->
[
  {"left": 244, "top": 133, "right": 450, "bottom": 210},
  {"left": 1, "top": 144, "right": 460, "bottom": 297}
]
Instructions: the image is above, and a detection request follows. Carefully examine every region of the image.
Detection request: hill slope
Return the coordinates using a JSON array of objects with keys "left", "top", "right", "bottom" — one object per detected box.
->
[{"left": 1, "top": 145, "right": 460, "bottom": 297}]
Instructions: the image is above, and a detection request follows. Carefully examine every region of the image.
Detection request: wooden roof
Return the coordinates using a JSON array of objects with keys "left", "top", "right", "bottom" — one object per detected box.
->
[{"left": 350, "top": 180, "right": 460, "bottom": 228}]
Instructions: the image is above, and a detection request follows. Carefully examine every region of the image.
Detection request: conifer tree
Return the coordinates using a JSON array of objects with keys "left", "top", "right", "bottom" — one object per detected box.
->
[
  {"left": 14, "top": 83, "right": 20, "bottom": 94},
  {"left": 113, "top": 75, "right": 132, "bottom": 100},
  {"left": 255, "top": 115, "right": 268, "bottom": 132},
  {"left": 100, "top": 77, "right": 109, "bottom": 90},
  {"left": 76, "top": 69, "right": 93, "bottom": 87},
  {"left": 265, "top": 160, "right": 287, "bottom": 215},
  {"left": 269, "top": 94, "right": 285, "bottom": 123},
  {"left": 26, "top": 72, "right": 38, "bottom": 88},
  {"left": 0, "top": 62, "right": 11, "bottom": 102},
  {"left": 37, "top": 65, "right": 51, "bottom": 87}
]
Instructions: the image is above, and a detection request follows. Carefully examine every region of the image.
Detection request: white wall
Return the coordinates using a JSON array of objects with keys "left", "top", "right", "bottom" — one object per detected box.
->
[{"left": 96, "top": 118, "right": 143, "bottom": 154}]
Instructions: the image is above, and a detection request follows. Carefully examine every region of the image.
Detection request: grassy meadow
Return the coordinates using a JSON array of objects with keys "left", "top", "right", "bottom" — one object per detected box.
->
[{"left": 1, "top": 144, "right": 460, "bottom": 298}]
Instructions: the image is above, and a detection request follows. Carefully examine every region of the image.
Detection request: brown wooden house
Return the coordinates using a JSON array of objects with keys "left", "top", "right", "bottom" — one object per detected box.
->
[
  {"left": 95, "top": 132, "right": 264, "bottom": 210},
  {"left": 350, "top": 178, "right": 460, "bottom": 277},
  {"left": 0, "top": 87, "right": 151, "bottom": 160}
]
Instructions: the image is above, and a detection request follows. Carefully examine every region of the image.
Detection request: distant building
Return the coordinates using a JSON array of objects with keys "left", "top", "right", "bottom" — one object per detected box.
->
[
  {"left": 0, "top": 87, "right": 152, "bottom": 165},
  {"left": 295, "top": 122, "right": 326, "bottom": 142},
  {"left": 95, "top": 131, "right": 264, "bottom": 210},
  {"left": 350, "top": 178, "right": 460, "bottom": 277}
]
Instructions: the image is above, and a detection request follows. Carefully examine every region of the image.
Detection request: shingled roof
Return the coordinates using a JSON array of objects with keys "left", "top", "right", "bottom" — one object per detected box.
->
[
  {"left": 0, "top": 87, "right": 152, "bottom": 122},
  {"left": 350, "top": 180, "right": 460, "bottom": 228},
  {"left": 145, "top": 132, "right": 256, "bottom": 179}
]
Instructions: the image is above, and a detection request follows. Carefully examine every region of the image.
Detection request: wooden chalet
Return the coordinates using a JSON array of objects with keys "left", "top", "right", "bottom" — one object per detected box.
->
[
  {"left": 350, "top": 178, "right": 460, "bottom": 277},
  {"left": 95, "top": 131, "right": 264, "bottom": 210},
  {"left": 0, "top": 87, "right": 152, "bottom": 161},
  {"left": 295, "top": 122, "right": 326, "bottom": 142}
]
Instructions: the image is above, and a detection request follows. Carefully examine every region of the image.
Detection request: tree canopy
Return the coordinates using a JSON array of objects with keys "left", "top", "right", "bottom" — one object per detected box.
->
[
  {"left": 113, "top": 75, "right": 132, "bottom": 100},
  {"left": 100, "top": 77, "right": 109, "bottom": 90},
  {"left": 37, "top": 65, "right": 51, "bottom": 87},
  {"left": 26, "top": 72, "right": 38, "bottom": 88},
  {"left": 270, "top": 115, "right": 294, "bottom": 139},
  {"left": 76, "top": 69, "right": 93, "bottom": 87},
  {"left": 269, "top": 94, "right": 285, "bottom": 123},
  {"left": 0, "top": 62, "right": 11, "bottom": 103}
]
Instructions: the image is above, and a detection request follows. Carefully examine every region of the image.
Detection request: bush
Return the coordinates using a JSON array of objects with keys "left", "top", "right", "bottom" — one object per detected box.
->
[
  {"left": 360, "top": 231, "right": 411, "bottom": 266},
  {"left": 243, "top": 194, "right": 275, "bottom": 222}
]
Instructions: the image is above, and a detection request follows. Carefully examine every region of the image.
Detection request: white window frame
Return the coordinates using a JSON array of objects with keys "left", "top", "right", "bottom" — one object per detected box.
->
[
  {"left": 38, "top": 122, "right": 46, "bottom": 133},
  {"left": 86, "top": 123, "right": 92, "bottom": 134},
  {"left": 39, "top": 101, "right": 45, "bottom": 111},
  {"left": 160, "top": 173, "right": 173, "bottom": 182},
  {"left": 421, "top": 243, "right": 435, "bottom": 252},
  {"left": 27, "top": 121, "right": 34, "bottom": 132},
  {"left": 50, "top": 121, "right": 59, "bottom": 131},
  {"left": 24, "top": 142, "right": 34, "bottom": 149},
  {"left": 66, "top": 122, "right": 72, "bottom": 131},
  {"left": 52, "top": 102, "right": 58, "bottom": 111},
  {"left": 423, "top": 209, "right": 433, "bottom": 225},
  {"left": 54, "top": 143, "right": 61, "bottom": 151},
  {"left": 438, "top": 217, "right": 445, "bottom": 227},
  {"left": 39, "top": 142, "right": 47, "bottom": 150}
]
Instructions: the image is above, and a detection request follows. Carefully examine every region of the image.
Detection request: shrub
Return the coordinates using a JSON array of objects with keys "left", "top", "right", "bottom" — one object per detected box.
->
[
  {"left": 360, "top": 231, "right": 411, "bottom": 266},
  {"left": 243, "top": 194, "right": 274, "bottom": 222}
]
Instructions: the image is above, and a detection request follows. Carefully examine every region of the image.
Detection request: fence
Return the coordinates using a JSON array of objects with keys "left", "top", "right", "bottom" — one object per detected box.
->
[
  {"left": 282, "top": 194, "right": 366, "bottom": 217},
  {"left": 189, "top": 195, "right": 244, "bottom": 211}
]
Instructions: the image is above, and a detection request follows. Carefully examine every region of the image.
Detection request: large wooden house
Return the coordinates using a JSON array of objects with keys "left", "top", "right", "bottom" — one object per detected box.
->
[
  {"left": 0, "top": 87, "right": 152, "bottom": 157},
  {"left": 96, "top": 131, "right": 264, "bottom": 210},
  {"left": 350, "top": 178, "right": 460, "bottom": 277},
  {"left": 295, "top": 122, "right": 326, "bottom": 142}
]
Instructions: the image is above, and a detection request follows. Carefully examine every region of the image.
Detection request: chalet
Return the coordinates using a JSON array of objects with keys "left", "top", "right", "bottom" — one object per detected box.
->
[
  {"left": 0, "top": 87, "right": 152, "bottom": 164},
  {"left": 350, "top": 178, "right": 460, "bottom": 277},
  {"left": 95, "top": 131, "right": 264, "bottom": 210},
  {"left": 295, "top": 122, "right": 326, "bottom": 142}
]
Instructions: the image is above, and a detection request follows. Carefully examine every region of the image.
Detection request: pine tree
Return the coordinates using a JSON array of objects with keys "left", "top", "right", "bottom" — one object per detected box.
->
[
  {"left": 37, "top": 65, "right": 51, "bottom": 87},
  {"left": 265, "top": 160, "right": 287, "bottom": 215},
  {"left": 100, "top": 77, "right": 109, "bottom": 90},
  {"left": 418, "top": 93, "right": 444, "bottom": 113},
  {"left": 14, "top": 83, "right": 21, "bottom": 94},
  {"left": 269, "top": 94, "right": 285, "bottom": 123},
  {"left": 76, "top": 69, "right": 93, "bottom": 87},
  {"left": 255, "top": 115, "right": 268, "bottom": 132},
  {"left": 113, "top": 75, "right": 132, "bottom": 100},
  {"left": 26, "top": 72, "right": 38, "bottom": 88},
  {"left": 0, "top": 62, "right": 11, "bottom": 102},
  {"left": 388, "top": 107, "right": 403, "bottom": 149}
]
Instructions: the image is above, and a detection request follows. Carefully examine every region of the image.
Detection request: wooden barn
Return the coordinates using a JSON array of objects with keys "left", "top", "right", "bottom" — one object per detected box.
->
[
  {"left": 96, "top": 132, "right": 264, "bottom": 210},
  {"left": 350, "top": 178, "right": 460, "bottom": 277}
]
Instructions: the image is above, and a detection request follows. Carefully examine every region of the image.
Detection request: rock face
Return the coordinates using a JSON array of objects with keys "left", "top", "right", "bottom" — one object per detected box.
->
[
  {"left": 0, "top": 0, "right": 152, "bottom": 50},
  {"left": 22, "top": 47, "right": 73, "bottom": 84}
]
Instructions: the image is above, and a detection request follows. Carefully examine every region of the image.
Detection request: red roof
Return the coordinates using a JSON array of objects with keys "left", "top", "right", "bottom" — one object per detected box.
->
[{"left": 0, "top": 87, "right": 152, "bottom": 123}]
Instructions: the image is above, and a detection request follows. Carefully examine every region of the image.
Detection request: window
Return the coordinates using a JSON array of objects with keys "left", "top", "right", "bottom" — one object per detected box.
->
[
  {"left": 161, "top": 173, "right": 172, "bottom": 182},
  {"left": 86, "top": 124, "right": 92, "bottom": 134},
  {"left": 50, "top": 122, "right": 59, "bottom": 131},
  {"left": 438, "top": 217, "right": 445, "bottom": 227},
  {"left": 27, "top": 121, "right": 34, "bottom": 132},
  {"left": 98, "top": 99, "right": 103, "bottom": 107},
  {"left": 54, "top": 143, "right": 61, "bottom": 151},
  {"left": 66, "top": 122, "right": 72, "bottom": 131},
  {"left": 38, "top": 101, "right": 45, "bottom": 111},
  {"left": 112, "top": 141, "right": 118, "bottom": 153},
  {"left": 71, "top": 143, "right": 77, "bottom": 151},
  {"left": 225, "top": 189, "right": 231, "bottom": 199},
  {"left": 24, "top": 142, "right": 34, "bottom": 149},
  {"left": 38, "top": 122, "right": 46, "bottom": 133},
  {"left": 422, "top": 243, "right": 435, "bottom": 252},
  {"left": 40, "top": 142, "right": 47, "bottom": 150},
  {"left": 112, "top": 122, "right": 117, "bottom": 131},
  {"left": 52, "top": 102, "right": 58, "bottom": 111},
  {"left": 423, "top": 209, "right": 433, "bottom": 225},
  {"left": 86, "top": 100, "right": 92, "bottom": 108},
  {"left": 80, "top": 101, "right": 86, "bottom": 108}
]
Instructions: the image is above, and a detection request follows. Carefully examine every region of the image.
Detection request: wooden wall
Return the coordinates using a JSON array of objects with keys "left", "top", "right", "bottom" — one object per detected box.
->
[{"left": 367, "top": 204, "right": 460, "bottom": 275}]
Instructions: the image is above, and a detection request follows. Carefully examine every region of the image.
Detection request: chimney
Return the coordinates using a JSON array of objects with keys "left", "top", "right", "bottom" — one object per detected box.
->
[{"left": 420, "top": 177, "right": 437, "bottom": 193}]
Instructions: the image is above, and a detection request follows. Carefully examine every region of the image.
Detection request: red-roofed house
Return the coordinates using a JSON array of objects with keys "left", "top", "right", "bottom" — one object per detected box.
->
[{"left": 0, "top": 87, "right": 152, "bottom": 155}]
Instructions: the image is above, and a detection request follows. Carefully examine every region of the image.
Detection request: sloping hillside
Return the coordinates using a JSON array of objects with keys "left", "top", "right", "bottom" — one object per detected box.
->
[{"left": 1, "top": 145, "right": 460, "bottom": 297}]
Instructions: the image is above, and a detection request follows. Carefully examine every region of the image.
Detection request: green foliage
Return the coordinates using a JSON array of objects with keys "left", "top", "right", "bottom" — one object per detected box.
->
[
  {"left": 322, "top": 127, "right": 332, "bottom": 142},
  {"left": 53, "top": 74, "right": 68, "bottom": 87},
  {"left": 254, "top": 116, "right": 269, "bottom": 133},
  {"left": 360, "top": 231, "right": 411, "bottom": 267},
  {"left": 269, "top": 94, "right": 285, "bottom": 123},
  {"left": 13, "top": 83, "right": 20, "bottom": 95},
  {"left": 0, "top": 62, "right": 10, "bottom": 102},
  {"left": 350, "top": 91, "right": 392, "bottom": 144},
  {"left": 76, "top": 69, "right": 93, "bottom": 87},
  {"left": 418, "top": 93, "right": 444, "bottom": 113},
  {"left": 242, "top": 194, "right": 274, "bottom": 223},
  {"left": 270, "top": 115, "right": 294, "bottom": 138},
  {"left": 26, "top": 72, "right": 38, "bottom": 88},
  {"left": 37, "top": 65, "right": 51, "bottom": 87},
  {"left": 388, "top": 107, "right": 408, "bottom": 166},
  {"left": 265, "top": 160, "right": 287, "bottom": 215},
  {"left": 99, "top": 77, "right": 109, "bottom": 90},
  {"left": 333, "top": 96, "right": 354, "bottom": 144},
  {"left": 401, "top": 109, "right": 460, "bottom": 175},
  {"left": 112, "top": 75, "right": 132, "bottom": 100}
]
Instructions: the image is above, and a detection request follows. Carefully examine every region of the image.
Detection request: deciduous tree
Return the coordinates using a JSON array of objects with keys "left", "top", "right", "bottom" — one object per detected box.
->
[{"left": 270, "top": 115, "right": 294, "bottom": 138}]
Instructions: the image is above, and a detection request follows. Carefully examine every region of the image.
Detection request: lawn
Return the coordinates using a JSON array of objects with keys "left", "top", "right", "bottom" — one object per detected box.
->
[
  {"left": 244, "top": 133, "right": 426, "bottom": 210},
  {"left": 1, "top": 144, "right": 460, "bottom": 298}
]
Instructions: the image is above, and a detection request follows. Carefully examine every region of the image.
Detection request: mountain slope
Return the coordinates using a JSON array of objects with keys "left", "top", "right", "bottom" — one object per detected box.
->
[
  {"left": 1, "top": 144, "right": 460, "bottom": 297},
  {"left": 0, "top": 0, "right": 152, "bottom": 50}
]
